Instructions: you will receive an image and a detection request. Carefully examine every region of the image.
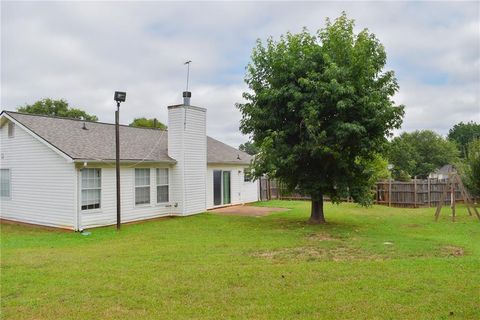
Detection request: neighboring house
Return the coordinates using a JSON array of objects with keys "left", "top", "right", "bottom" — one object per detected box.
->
[
  {"left": 428, "top": 164, "right": 456, "bottom": 180},
  {"left": 0, "top": 102, "right": 258, "bottom": 230}
]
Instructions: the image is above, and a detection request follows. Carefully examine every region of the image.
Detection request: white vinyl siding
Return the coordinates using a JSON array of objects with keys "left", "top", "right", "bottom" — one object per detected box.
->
[
  {"left": 0, "top": 120, "right": 76, "bottom": 229},
  {"left": 207, "top": 164, "right": 259, "bottom": 208},
  {"left": 156, "top": 168, "right": 169, "bottom": 203},
  {"left": 81, "top": 168, "right": 101, "bottom": 210},
  {"left": 135, "top": 168, "right": 150, "bottom": 205},
  {"left": 167, "top": 105, "right": 207, "bottom": 215},
  {"left": 0, "top": 169, "right": 11, "bottom": 199},
  {"left": 80, "top": 167, "right": 173, "bottom": 229}
]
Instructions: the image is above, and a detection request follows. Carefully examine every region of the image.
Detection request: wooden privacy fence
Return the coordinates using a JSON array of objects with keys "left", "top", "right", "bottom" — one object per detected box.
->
[
  {"left": 375, "top": 178, "right": 464, "bottom": 208},
  {"left": 259, "top": 177, "right": 474, "bottom": 208}
]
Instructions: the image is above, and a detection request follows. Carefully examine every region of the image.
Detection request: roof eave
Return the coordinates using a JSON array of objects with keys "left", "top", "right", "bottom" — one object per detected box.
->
[
  {"left": 207, "top": 161, "right": 251, "bottom": 166},
  {"left": 73, "top": 158, "right": 177, "bottom": 164}
]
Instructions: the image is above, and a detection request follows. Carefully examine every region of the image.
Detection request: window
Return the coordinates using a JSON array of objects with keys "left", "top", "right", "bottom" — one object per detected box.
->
[
  {"left": 156, "top": 168, "right": 169, "bottom": 203},
  {"left": 135, "top": 168, "right": 150, "bottom": 205},
  {"left": 7, "top": 122, "right": 15, "bottom": 138},
  {"left": 244, "top": 168, "right": 252, "bottom": 182},
  {"left": 81, "top": 168, "right": 101, "bottom": 210},
  {"left": 0, "top": 169, "right": 11, "bottom": 199}
]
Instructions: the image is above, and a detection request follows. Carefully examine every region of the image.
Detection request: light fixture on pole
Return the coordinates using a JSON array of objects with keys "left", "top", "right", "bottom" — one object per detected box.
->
[{"left": 114, "top": 91, "right": 126, "bottom": 230}]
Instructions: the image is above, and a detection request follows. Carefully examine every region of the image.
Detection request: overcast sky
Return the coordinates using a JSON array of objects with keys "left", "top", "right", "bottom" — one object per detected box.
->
[{"left": 2, "top": 1, "right": 479, "bottom": 147}]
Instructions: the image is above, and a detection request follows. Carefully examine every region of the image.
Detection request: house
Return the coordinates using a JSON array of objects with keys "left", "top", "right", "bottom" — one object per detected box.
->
[
  {"left": 428, "top": 164, "right": 456, "bottom": 180},
  {"left": 0, "top": 99, "right": 258, "bottom": 230}
]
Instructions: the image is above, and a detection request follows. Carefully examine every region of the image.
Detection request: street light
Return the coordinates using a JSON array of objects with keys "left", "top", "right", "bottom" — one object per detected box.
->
[{"left": 114, "top": 91, "right": 126, "bottom": 230}]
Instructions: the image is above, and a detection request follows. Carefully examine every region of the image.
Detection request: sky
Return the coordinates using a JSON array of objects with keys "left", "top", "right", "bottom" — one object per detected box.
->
[{"left": 1, "top": 1, "right": 479, "bottom": 147}]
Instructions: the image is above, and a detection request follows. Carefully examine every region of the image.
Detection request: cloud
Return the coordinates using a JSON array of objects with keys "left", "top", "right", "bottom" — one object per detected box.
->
[{"left": 1, "top": 1, "right": 479, "bottom": 148}]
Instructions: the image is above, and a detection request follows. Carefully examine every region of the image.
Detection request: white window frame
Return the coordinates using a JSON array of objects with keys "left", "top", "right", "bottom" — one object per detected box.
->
[
  {"left": 135, "top": 168, "right": 151, "bottom": 206},
  {"left": 244, "top": 167, "right": 252, "bottom": 182},
  {"left": 80, "top": 168, "right": 102, "bottom": 211},
  {"left": 7, "top": 122, "right": 15, "bottom": 138},
  {"left": 0, "top": 168, "right": 11, "bottom": 200},
  {"left": 156, "top": 168, "right": 169, "bottom": 204}
]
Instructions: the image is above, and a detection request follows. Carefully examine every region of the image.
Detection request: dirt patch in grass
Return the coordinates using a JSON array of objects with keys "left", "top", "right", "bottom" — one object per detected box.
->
[
  {"left": 305, "top": 233, "right": 337, "bottom": 241},
  {"left": 404, "top": 224, "right": 422, "bottom": 228},
  {"left": 253, "top": 245, "right": 384, "bottom": 262},
  {"left": 209, "top": 205, "right": 289, "bottom": 217},
  {"left": 440, "top": 245, "right": 465, "bottom": 257}
]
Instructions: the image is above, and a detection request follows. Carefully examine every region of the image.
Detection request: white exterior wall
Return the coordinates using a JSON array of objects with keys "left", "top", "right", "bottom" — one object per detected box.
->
[
  {"left": 168, "top": 105, "right": 207, "bottom": 215},
  {"left": 79, "top": 165, "right": 174, "bottom": 229},
  {"left": 0, "top": 120, "right": 76, "bottom": 229},
  {"left": 0, "top": 111, "right": 258, "bottom": 231},
  {"left": 206, "top": 164, "right": 259, "bottom": 209}
]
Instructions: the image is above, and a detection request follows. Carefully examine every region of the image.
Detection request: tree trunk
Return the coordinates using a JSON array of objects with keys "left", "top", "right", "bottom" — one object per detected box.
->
[{"left": 309, "top": 194, "right": 326, "bottom": 224}]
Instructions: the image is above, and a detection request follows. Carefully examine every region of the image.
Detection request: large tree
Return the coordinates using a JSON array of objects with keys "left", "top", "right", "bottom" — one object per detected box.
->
[
  {"left": 456, "top": 139, "right": 480, "bottom": 197},
  {"left": 388, "top": 130, "right": 459, "bottom": 179},
  {"left": 237, "top": 13, "right": 404, "bottom": 223},
  {"left": 129, "top": 117, "right": 167, "bottom": 130},
  {"left": 239, "top": 141, "right": 259, "bottom": 155},
  {"left": 448, "top": 121, "right": 480, "bottom": 158},
  {"left": 17, "top": 98, "right": 98, "bottom": 121}
]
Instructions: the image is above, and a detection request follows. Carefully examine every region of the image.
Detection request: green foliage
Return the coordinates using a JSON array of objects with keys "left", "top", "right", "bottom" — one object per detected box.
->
[
  {"left": 17, "top": 98, "right": 98, "bottom": 121},
  {"left": 365, "top": 153, "right": 391, "bottom": 183},
  {"left": 129, "top": 117, "right": 167, "bottom": 130},
  {"left": 239, "top": 141, "right": 259, "bottom": 155},
  {"left": 388, "top": 130, "right": 459, "bottom": 179},
  {"left": 237, "top": 12, "right": 404, "bottom": 206},
  {"left": 448, "top": 121, "right": 480, "bottom": 158},
  {"left": 457, "top": 139, "right": 480, "bottom": 196}
]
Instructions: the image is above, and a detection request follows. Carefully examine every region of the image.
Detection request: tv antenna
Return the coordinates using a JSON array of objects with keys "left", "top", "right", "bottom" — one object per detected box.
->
[{"left": 184, "top": 60, "right": 192, "bottom": 92}]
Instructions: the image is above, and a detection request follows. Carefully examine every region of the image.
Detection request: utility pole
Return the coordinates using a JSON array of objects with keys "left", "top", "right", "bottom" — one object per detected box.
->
[{"left": 114, "top": 91, "right": 126, "bottom": 230}]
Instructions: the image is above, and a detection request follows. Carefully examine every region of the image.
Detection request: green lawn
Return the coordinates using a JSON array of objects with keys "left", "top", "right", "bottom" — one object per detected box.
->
[{"left": 1, "top": 201, "right": 479, "bottom": 319}]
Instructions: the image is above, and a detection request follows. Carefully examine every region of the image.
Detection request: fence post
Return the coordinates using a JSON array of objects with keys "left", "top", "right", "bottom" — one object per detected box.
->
[
  {"left": 267, "top": 179, "right": 271, "bottom": 200},
  {"left": 414, "top": 177, "right": 417, "bottom": 208},
  {"left": 427, "top": 177, "right": 431, "bottom": 207},
  {"left": 388, "top": 178, "right": 392, "bottom": 207}
]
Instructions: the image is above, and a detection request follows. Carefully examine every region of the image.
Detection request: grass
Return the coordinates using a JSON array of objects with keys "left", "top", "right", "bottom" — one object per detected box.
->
[{"left": 1, "top": 201, "right": 479, "bottom": 319}]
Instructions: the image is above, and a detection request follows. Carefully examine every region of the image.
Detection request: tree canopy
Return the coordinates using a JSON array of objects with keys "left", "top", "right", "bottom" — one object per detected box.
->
[
  {"left": 448, "top": 121, "right": 480, "bottom": 158},
  {"left": 129, "top": 117, "right": 167, "bottom": 130},
  {"left": 239, "top": 141, "right": 259, "bottom": 155},
  {"left": 17, "top": 98, "right": 98, "bottom": 121},
  {"left": 456, "top": 139, "right": 480, "bottom": 197},
  {"left": 237, "top": 13, "right": 404, "bottom": 223},
  {"left": 387, "top": 130, "right": 459, "bottom": 179}
]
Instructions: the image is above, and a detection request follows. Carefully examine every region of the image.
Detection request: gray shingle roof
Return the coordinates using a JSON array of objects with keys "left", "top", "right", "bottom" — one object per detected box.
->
[
  {"left": 432, "top": 164, "right": 456, "bottom": 175},
  {"left": 2, "top": 111, "right": 252, "bottom": 165}
]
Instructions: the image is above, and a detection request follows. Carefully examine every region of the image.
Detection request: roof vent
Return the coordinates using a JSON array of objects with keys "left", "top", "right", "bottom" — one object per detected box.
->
[
  {"left": 237, "top": 154, "right": 241, "bottom": 160},
  {"left": 82, "top": 122, "right": 88, "bottom": 130}
]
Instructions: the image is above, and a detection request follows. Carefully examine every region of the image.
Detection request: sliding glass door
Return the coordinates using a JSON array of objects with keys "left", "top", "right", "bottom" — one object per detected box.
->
[
  {"left": 222, "top": 171, "right": 231, "bottom": 204},
  {"left": 213, "top": 170, "right": 222, "bottom": 206},
  {"left": 213, "top": 170, "right": 231, "bottom": 206}
]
